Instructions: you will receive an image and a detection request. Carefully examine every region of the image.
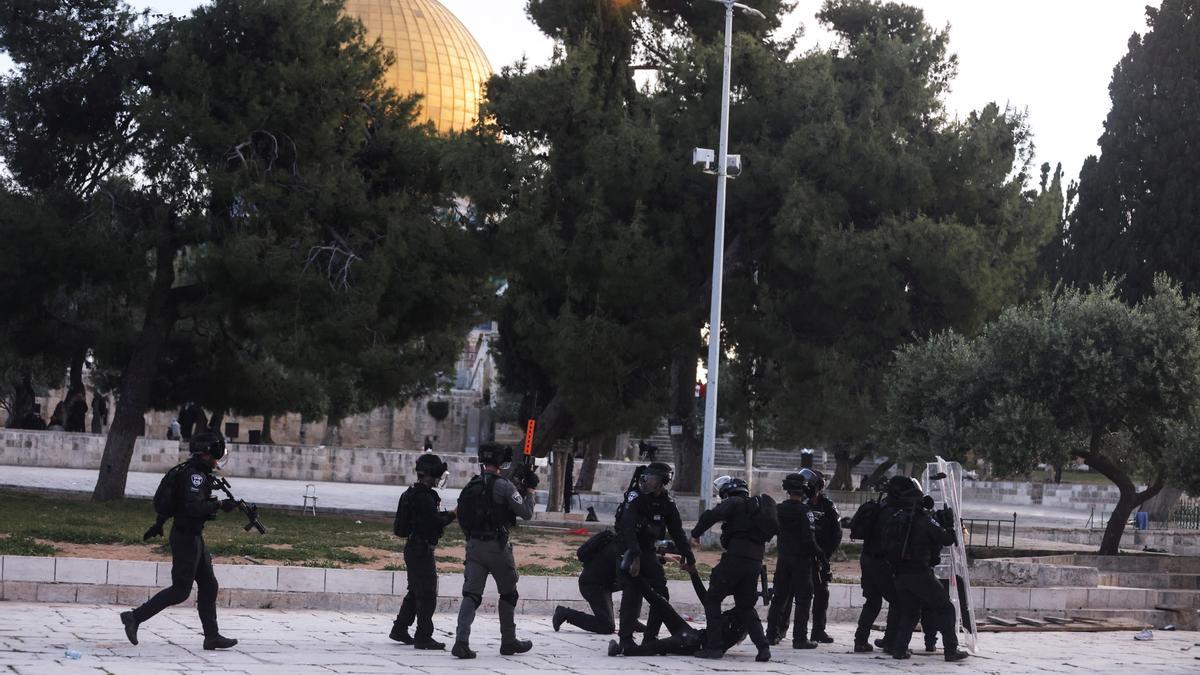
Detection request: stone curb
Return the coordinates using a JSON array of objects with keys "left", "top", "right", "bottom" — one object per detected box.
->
[{"left": 0, "top": 555, "right": 1175, "bottom": 617}]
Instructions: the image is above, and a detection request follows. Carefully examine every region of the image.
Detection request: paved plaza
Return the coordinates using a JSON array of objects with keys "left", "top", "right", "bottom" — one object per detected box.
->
[{"left": 0, "top": 603, "right": 1196, "bottom": 674}]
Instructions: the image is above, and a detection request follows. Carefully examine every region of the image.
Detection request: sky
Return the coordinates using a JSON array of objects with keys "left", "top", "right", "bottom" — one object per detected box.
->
[{"left": 36, "top": 0, "right": 1162, "bottom": 185}]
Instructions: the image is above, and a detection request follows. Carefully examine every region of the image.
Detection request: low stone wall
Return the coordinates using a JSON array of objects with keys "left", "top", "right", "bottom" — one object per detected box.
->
[
  {"left": 960, "top": 481, "right": 1138, "bottom": 512},
  {"left": 1021, "top": 526, "right": 1200, "bottom": 556}
]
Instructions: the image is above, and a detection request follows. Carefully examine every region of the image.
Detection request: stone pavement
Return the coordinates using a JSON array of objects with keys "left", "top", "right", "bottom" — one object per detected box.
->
[
  {"left": 0, "top": 465, "right": 1094, "bottom": 526},
  {"left": 0, "top": 603, "right": 1197, "bottom": 674}
]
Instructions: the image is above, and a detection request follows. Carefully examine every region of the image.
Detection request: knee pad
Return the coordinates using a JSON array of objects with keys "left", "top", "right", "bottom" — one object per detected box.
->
[
  {"left": 463, "top": 592, "right": 482, "bottom": 608},
  {"left": 499, "top": 590, "right": 519, "bottom": 606}
]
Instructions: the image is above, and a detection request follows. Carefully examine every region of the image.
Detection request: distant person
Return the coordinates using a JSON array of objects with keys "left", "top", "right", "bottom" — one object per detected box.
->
[
  {"left": 91, "top": 392, "right": 108, "bottom": 434},
  {"left": 48, "top": 400, "right": 66, "bottom": 431},
  {"left": 65, "top": 388, "right": 88, "bottom": 433},
  {"left": 21, "top": 404, "right": 47, "bottom": 431},
  {"left": 167, "top": 419, "right": 181, "bottom": 441},
  {"left": 178, "top": 402, "right": 198, "bottom": 440},
  {"left": 637, "top": 440, "right": 657, "bottom": 462},
  {"left": 423, "top": 435, "right": 434, "bottom": 453}
]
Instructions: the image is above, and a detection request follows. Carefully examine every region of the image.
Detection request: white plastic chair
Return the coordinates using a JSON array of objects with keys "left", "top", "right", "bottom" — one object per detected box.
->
[{"left": 302, "top": 484, "right": 318, "bottom": 516}]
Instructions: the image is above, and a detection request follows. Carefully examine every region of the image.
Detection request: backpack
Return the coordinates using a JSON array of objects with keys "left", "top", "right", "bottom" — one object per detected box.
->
[
  {"left": 884, "top": 508, "right": 914, "bottom": 566},
  {"left": 747, "top": 494, "right": 780, "bottom": 544},
  {"left": 152, "top": 461, "right": 191, "bottom": 519},
  {"left": 457, "top": 473, "right": 500, "bottom": 536},
  {"left": 849, "top": 499, "right": 881, "bottom": 542},
  {"left": 394, "top": 487, "right": 417, "bottom": 538},
  {"left": 576, "top": 529, "right": 616, "bottom": 564}
]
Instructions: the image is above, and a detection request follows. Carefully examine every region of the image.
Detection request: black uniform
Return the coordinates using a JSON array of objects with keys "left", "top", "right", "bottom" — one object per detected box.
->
[
  {"left": 616, "top": 491, "right": 692, "bottom": 643},
  {"left": 691, "top": 495, "right": 770, "bottom": 654},
  {"left": 393, "top": 482, "right": 456, "bottom": 642},
  {"left": 889, "top": 508, "right": 958, "bottom": 655},
  {"left": 558, "top": 533, "right": 620, "bottom": 634},
  {"left": 615, "top": 570, "right": 749, "bottom": 657},
  {"left": 808, "top": 495, "right": 841, "bottom": 638},
  {"left": 130, "top": 458, "right": 222, "bottom": 636},
  {"left": 765, "top": 498, "right": 823, "bottom": 643},
  {"left": 855, "top": 500, "right": 901, "bottom": 649}
]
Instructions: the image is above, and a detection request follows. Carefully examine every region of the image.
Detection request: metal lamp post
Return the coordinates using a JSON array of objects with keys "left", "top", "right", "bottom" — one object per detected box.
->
[{"left": 694, "top": 0, "right": 766, "bottom": 512}]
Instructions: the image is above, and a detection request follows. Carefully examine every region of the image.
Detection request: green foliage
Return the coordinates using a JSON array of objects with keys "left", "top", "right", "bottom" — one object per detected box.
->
[
  {"left": 1060, "top": 0, "right": 1200, "bottom": 300},
  {"left": 0, "top": 534, "right": 57, "bottom": 556},
  {"left": 884, "top": 278, "right": 1200, "bottom": 552}
]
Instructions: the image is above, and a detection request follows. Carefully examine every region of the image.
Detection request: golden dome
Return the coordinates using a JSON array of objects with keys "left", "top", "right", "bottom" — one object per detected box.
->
[{"left": 344, "top": 0, "right": 493, "bottom": 134}]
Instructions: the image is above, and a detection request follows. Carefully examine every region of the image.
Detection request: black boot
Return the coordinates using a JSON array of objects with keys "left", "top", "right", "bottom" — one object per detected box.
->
[
  {"left": 792, "top": 639, "right": 818, "bottom": 649},
  {"left": 414, "top": 638, "right": 445, "bottom": 650},
  {"left": 389, "top": 624, "right": 414, "bottom": 644},
  {"left": 607, "top": 639, "right": 623, "bottom": 657},
  {"left": 203, "top": 634, "right": 238, "bottom": 650},
  {"left": 756, "top": 645, "right": 771, "bottom": 662},
  {"left": 854, "top": 642, "right": 874, "bottom": 653},
  {"left": 500, "top": 639, "right": 532, "bottom": 655},
  {"left": 552, "top": 606, "right": 567, "bottom": 632},
  {"left": 893, "top": 648, "right": 912, "bottom": 660},
  {"left": 119, "top": 611, "right": 139, "bottom": 646},
  {"left": 945, "top": 648, "right": 970, "bottom": 662},
  {"left": 694, "top": 648, "right": 724, "bottom": 659},
  {"left": 451, "top": 642, "right": 476, "bottom": 659},
  {"left": 811, "top": 630, "right": 834, "bottom": 644}
]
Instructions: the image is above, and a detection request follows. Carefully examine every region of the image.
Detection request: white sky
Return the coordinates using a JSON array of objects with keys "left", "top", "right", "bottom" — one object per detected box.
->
[{"left": 17, "top": 0, "right": 1158, "bottom": 186}]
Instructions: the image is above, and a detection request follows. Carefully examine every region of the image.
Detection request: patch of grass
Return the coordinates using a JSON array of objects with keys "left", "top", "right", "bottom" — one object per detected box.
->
[
  {"left": 18, "top": 526, "right": 132, "bottom": 546},
  {"left": 0, "top": 534, "right": 57, "bottom": 556},
  {"left": 433, "top": 555, "right": 459, "bottom": 563},
  {"left": 302, "top": 560, "right": 343, "bottom": 569},
  {"left": 381, "top": 563, "right": 405, "bottom": 571},
  {"left": 665, "top": 562, "right": 712, "bottom": 581}
]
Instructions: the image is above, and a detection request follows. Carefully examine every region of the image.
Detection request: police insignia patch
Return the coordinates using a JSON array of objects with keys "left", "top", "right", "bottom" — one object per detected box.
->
[
  {"left": 626, "top": 492, "right": 637, "bottom": 503},
  {"left": 191, "top": 474, "right": 203, "bottom": 487},
  {"left": 512, "top": 492, "right": 523, "bottom": 504}
]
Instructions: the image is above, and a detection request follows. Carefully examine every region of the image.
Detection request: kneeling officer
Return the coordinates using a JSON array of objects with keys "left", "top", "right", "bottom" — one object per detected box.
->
[
  {"left": 120, "top": 431, "right": 238, "bottom": 650},
  {"left": 452, "top": 443, "right": 537, "bottom": 659},
  {"left": 390, "top": 453, "right": 456, "bottom": 649}
]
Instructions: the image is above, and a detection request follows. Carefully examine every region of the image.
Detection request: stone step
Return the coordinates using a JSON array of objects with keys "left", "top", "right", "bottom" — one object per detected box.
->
[{"left": 1099, "top": 572, "right": 1200, "bottom": 590}]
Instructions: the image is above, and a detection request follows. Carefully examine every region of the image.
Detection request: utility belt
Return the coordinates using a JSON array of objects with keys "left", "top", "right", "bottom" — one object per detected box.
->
[{"left": 466, "top": 531, "right": 507, "bottom": 542}]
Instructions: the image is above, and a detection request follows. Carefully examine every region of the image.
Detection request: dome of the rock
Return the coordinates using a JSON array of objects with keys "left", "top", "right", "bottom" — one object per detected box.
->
[{"left": 343, "top": 0, "right": 493, "bottom": 134}]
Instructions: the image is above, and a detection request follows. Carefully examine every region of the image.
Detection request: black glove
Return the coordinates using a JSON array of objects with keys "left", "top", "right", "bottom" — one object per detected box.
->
[
  {"left": 220, "top": 498, "right": 238, "bottom": 513},
  {"left": 820, "top": 563, "right": 833, "bottom": 585},
  {"left": 523, "top": 471, "right": 540, "bottom": 490},
  {"left": 143, "top": 522, "right": 164, "bottom": 541}
]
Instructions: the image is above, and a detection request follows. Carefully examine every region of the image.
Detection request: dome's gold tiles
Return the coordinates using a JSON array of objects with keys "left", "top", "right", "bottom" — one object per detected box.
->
[{"left": 344, "top": 0, "right": 493, "bottom": 134}]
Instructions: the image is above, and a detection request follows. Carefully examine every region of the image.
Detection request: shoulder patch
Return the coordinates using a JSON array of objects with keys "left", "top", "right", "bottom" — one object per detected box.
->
[
  {"left": 512, "top": 491, "right": 524, "bottom": 504},
  {"left": 190, "top": 474, "right": 204, "bottom": 487},
  {"left": 806, "top": 511, "right": 816, "bottom": 524},
  {"left": 626, "top": 492, "right": 638, "bottom": 503}
]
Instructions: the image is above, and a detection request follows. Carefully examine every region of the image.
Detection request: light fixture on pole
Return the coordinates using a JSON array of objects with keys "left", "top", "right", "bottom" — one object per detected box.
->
[{"left": 693, "top": 0, "right": 766, "bottom": 512}]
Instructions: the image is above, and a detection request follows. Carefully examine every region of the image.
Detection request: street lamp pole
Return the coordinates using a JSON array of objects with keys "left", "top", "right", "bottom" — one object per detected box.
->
[{"left": 699, "top": 0, "right": 763, "bottom": 512}]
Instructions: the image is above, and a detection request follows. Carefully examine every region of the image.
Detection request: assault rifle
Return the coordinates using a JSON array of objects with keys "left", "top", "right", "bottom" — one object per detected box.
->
[
  {"left": 212, "top": 476, "right": 268, "bottom": 535},
  {"left": 511, "top": 419, "right": 540, "bottom": 493},
  {"left": 759, "top": 563, "right": 774, "bottom": 606}
]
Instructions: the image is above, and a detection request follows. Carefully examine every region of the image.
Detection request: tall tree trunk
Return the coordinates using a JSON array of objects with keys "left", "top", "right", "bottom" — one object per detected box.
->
[
  {"left": 260, "top": 412, "right": 274, "bottom": 445},
  {"left": 529, "top": 393, "right": 572, "bottom": 458},
  {"left": 668, "top": 346, "right": 702, "bottom": 494},
  {"left": 575, "top": 434, "right": 603, "bottom": 491},
  {"left": 208, "top": 407, "right": 227, "bottom": 433},
  {"left": 1082, "top": 431, "right": 1166, "bottom": 554},
  {"left": 1142, "top": 486, "right": 1183, "bottom": 523},
  {"left": 547, "top": 440, "right": 573, "bottom": 513},
  {"left": 68, "top": 347, "right": 86, "bottom": 394},
  {"left": 322, "top": 417, "right": 342, "bottom": 446},
  {"left": 858, "top": 457, "right": 896, "bottom": 490},
  {"left": 92, "top": 244, "right": 177, "bottom": 502},
  {"left": 829, "top": 445, "right": 865, "bottom": 491}
]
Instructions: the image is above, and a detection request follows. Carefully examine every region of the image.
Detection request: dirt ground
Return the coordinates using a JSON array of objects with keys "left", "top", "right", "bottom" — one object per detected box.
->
[{"left": 39, "top": 534, "right": 863, "bottom": 581}]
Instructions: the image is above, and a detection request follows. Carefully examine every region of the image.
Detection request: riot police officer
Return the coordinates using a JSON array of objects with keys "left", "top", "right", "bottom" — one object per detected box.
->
[
  {"left": 552, "top": 528, "right": 620, "bottom": 634},
  {"left": 613, "top": 462, "right": 694, "bottom": 652},
  {"left": 120, "top": 431, "right": 238, "bottom": 650},
  {"left": 390, "top": 453, "right": 456, "bottom": 649},
  {"left": 452, "top": 443, "right": 537, "bottom": 659},
  {"left": 807, "top": 470, "right": 841, "bottom": 644},
  {"left": 851, "top": 475, "right": 908, "bottom": 653},
  {"left": 690, "top": 477, "right": 772, "bottom": 662},
  {"left": 766, "top": 472, "right": 824, "bottom": 649},
  {"left": 884, "top": 478, "right": 969, "bottom": 662}
]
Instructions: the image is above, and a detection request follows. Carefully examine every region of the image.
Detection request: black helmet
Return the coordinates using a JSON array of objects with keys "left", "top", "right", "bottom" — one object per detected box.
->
[
  {"left": 477, "top": 443, "right": 513, "bottom": 467},
  {"left": 415, "top": 453, "right": 447, "bottom": 478},
  {"left": 189, "top": 430, "right": 226, "bottom": 460},
  {"left": 715, "top": 476, "right": 750, "bottom": 499},
  {"left": 782, "top": 472, "right": 807, "bottom": 495},
  {"left": 643, "top": 462, "right": 673, "bottom": 483},
  {"left": 798, "top": 468, "right": 824, "bottom": 497},
  {"left": 891, "top": 477, "right": 924, "bottom": 505}
]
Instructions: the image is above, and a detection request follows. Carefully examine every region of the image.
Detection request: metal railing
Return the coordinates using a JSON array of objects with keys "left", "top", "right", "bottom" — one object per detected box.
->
[
  {"left": 961, "top": 513, "right": 1017, "bottom": 548},
  {"left": 825, "top": 489, "right": 875, "bottom": 511},
  {"left": 1168, "top": 503, "right": 1200, "bottom": 529}
]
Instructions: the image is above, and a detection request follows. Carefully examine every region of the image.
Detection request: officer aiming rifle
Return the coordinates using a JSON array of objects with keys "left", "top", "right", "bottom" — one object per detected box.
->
[{"left": 212, "top": 475, "right": 267, "bottom": 534}]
